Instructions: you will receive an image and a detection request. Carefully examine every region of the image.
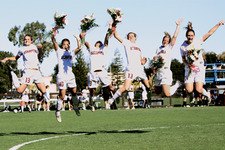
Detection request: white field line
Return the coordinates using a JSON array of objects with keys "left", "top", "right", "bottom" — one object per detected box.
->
[{"left": 9, "top": 123, "right": 225, "bottom": 150}]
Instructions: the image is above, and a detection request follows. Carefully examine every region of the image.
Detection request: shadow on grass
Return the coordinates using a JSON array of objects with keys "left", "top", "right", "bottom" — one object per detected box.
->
[{"left": 0, "top": 129, "right": 150, "bottom": 136}]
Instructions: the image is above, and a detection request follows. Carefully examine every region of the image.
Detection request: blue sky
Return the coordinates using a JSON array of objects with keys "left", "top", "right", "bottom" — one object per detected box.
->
[{"left": 1, "top": 0, "right": 225, "bottom": 76}]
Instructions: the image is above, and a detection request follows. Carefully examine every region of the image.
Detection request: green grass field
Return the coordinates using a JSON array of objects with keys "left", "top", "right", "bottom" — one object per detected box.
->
[{"left": 1, "top": 106, "right": 225, "bottom": 150}]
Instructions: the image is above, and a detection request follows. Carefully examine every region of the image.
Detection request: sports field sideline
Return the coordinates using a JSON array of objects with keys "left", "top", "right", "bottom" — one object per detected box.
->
[{"left": 1, "top": 106, "right": 225, "bottom": 150}]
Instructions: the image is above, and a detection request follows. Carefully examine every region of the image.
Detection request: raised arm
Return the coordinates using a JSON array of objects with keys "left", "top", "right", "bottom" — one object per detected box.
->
[
  {"left": 114, "top": 28, "right": 123, "bottom": 43},
  {"left": 171, "top": 18, "right": 183, "bottom": 47},
  {"left": 37, "top": 43, "right": 43, "bottom": 60},
  {"left": 1, "top": 55, "right": 19, "bottom": 63},
  {"left": 74, "top": 35, "right": 82, "bottom": 55},
  {"left": 141, "top": 56, "right": 147, "bottom": 65},
  {"left": 51, "top": 34, "right": 59, "bottom": 51},
  {"left": 202, "top": 20, "right": 224, "bottom": 42}
]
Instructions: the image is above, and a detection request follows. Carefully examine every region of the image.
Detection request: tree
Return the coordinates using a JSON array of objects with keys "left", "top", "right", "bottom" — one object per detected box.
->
[
  {"left": 204, "top": 52, "right": 217, "bottom": 63},
  {"left": 8, "top": 21, "right": 53, "bottom": 62},
  {"left": 73, "top": 51, "right": 89, "bottom": 92},
  {"left": 108, "top": 48, "right": 124, "bottom": 88},
  {"left": 171, "top": 59, "right": 185, "bottom": 83},
  {"left": 0, "top": 51, "right": 19, "bottom": 94}
]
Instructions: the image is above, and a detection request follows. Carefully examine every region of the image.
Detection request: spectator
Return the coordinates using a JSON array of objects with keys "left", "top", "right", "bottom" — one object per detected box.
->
[
  {"left": 20, "top": 88, "right": 31, "bottom": 112},
  {"left": 81, "top": 86, "right": 90, "bottom": 110},
  {"left": 44, "top": 85, "right": 50, "bottom": 111},
  {"left": 182, "top": 87, "right": 188, "bottom": 107},
  {"left": 140, "top": 82, "right": 148, "bottom": 108},
  {"left": 126, "top": 84, "right": 135, "bottom": 110},
  {"left": 35, "top": 91, "right": 44, "bottom": 111}
]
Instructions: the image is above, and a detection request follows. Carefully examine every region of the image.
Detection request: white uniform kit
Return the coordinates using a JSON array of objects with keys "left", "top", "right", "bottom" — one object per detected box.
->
[
  {"left": 127, "top": 85, "right": 134, "bottom": 99},
  {"left": 44, "top": 88, "right": 50, "bottom": 102},
  {"left": 180, "top": 38, "right": 205, "bottom": 83},
  {"left": 17, "top": 44, "right": 44, "bottom": 85},
  {"left": 21, "top": 88, "right": 29, "bottom": 102},
  {"left": 87, "top": 45, "right": 111, "bottom": 88},
  {"left": 81, "top": 89, "right": 90, "bottom": 102},
  {"left": 122, "top": 39, "right": 148, "bottom": 81},
  {"left": 56, "top": 48, "right": 77, "bottom": 89},
  {"left": 154, "top": 43, "right": 173, "bottom": 86}
]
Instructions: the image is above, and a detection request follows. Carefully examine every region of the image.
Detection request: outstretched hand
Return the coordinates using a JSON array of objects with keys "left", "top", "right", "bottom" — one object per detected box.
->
[
  {"left": 37, "top": 43, "right": 42, "bottom": 49},
  {"left": 218, "top": 20, "right": 225, "bottom": 26},
  {"left": 176, "top": 18, "right": 183, "bottom": 26}
]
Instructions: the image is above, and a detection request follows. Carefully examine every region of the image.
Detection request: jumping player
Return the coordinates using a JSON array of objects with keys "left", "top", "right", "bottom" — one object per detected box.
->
[
  {"left": 80, "top": 25, "right": 115, "bottom": 112},
  {"left": 180, "top": 20, "right": 224, "bottom": 100},
  {"left": 107, "top": 25, "right": 151, "bottom": 108},
  {"left": 51, "top": 34, "right": 82, "bottom": 122},
  {"left": 0, "top": 34, "right": 46, "bottom": 95},
  {"left": 154, "top": 18, "right": 183, "bottom": 97}
]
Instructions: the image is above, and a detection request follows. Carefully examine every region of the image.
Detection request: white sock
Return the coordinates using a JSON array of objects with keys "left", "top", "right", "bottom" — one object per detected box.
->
[
  {"left": 21, "top": 105, "right": 24, "bottom": 112},
  {"left": 27, "top": 105, "right": 31, "bottom": 110},
  {"left": 57, "top": 99, "right": 63, "bottom": 111},
  {"left": 38, "top": 104, "right": 41, "bottom": 111},
  {"left": 202, "top": 89, "right": 210, "bottom": 98},
  {"left": 10, "top": 71, "right": 20, "bottom": 88},
  {"left": 170, "top": 84, "right": 179, "bottom": 96},
  {"left": 112, "top": 90, "right": 121, "bottom": 100}
]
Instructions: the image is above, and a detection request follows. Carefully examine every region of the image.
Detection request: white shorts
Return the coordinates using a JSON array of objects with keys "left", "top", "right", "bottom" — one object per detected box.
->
[
  {"left": 22, "top": 96, "right": 29, "bottom": 102},
  {"left": 81, "top": 96, "right": 89, "bottom": 102},
  {"left": 155, "top": 69, "right": 172, "bottom": 86},
  {"left": 127, "top": 92, "right": 134, "bottom": 99},
  {"left": 125, "top": 68, "right": 148, "bottom": 81},
  {"left": 184, "top": 67, "right": 205, "bottom": 84},
  {"left": 142, "top": 92, "right": 147, "bottom": 100},
  {"left": 88, "top": 71, "right": 111, "bottom": 89},
  {"left": 21, "top": 69, "right": 44, "bottom": 85},
  {"left": 57, "top": 75, "right": 77, "bottom": 90}
]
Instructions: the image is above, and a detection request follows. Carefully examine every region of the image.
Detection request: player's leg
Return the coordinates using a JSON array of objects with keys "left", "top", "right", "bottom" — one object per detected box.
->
[{"left": 70, "top": 87, "right": 80, "bottom": 116}]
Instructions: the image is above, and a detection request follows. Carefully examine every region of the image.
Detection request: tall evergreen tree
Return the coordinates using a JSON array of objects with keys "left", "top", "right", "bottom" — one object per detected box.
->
[
  {"left": 0, "top": 51, "right": 19, "bottom": 94},
  {"left": 108, "top": 48, "right": 124, "bottom": 88}
]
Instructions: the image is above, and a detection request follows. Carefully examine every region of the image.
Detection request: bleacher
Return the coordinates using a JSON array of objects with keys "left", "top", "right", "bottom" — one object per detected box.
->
[{"left": 205, "top": 63, "right": 225, "bottom": 83}]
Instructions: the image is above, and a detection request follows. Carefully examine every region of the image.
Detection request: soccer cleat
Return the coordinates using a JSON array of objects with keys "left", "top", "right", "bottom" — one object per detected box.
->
[
  {"left": 91, "top": 106, "right": 95, "bottom": 112},
  {"left": 73, "top": 106, "right": 80, "bottom": 116},
  {"left": 29, "top": 108, "right": 32, "bottom": 113},
  {"left": 55, "top": 111, "right": 62, "bottom": 123},
  {"left": 105, "top": 103, "right": 110, "bottom": 110},
  {"left": 131, "top": 107, "right": 135, "bottom": 110},
  {"left": 126, "top": 107, "right": 130, "bottom": 110}
]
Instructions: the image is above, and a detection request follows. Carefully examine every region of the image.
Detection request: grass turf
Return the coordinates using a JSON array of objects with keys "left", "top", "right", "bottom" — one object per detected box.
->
[{"left": 0, "top": 106, "right": 225, "bottom": 150}]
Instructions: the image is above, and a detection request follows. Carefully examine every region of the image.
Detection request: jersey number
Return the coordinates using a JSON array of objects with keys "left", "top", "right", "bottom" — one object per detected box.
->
[
  {"left": 25, "top": 78, "right": 30, "bottom": 83},
  {"left": 128, "top": 73, "right": 133, "bottom": 79}
]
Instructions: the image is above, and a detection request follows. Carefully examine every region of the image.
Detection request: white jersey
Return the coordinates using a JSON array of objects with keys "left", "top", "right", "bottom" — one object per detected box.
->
[
  {"left": 122, "top": 39, "right": 142, "bottom": 71},
  {"left": 17, "top": 44, "right": 40, "bottom": 69},
  {"left": 45, "top": 88, "right": 50, "bottom": 101},
  {"left": 82, "top": 89, "right": 90, "bottom": 98},
  {"left": 128, "top": 85, "right": 134, "bottom": 93},
  {"left": 56, "top": 48, "right": 75, "bottom": 79},
  {"left": 180, "top": 37, "right": 204, "bottom": 70},
  {"left": 88, "top": 45, "right": 107, "bottom": 72},
  {"left": 155, "top": 43, "right": 173, "bottom": 70}
]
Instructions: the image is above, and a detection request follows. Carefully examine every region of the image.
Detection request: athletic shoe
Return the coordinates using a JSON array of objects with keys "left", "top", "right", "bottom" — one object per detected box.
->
[
  {"left": 73, "top": 106, "right": 80, "bottom": 116},
  {"left": 131, "top": 107, "right": 135, "bottom": 110},
  {"left": 61, "top": 109, "right": 65, "bottom": 111},
  {"left": 126, "top": 107, "right": 130, "bottom": 110},
  {"left": 91, "top": 106, "right": 95, "bottom": 112},
  {"left": 29, "top": 108, "right": 32, "bottom": 113},
  {"left": 55, "top": 111, "right": 62, "bottom": 123}
]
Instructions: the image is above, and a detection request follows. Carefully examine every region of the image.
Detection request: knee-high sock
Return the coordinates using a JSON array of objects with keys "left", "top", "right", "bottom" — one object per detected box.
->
[
  {"left": 56, "top": 99, "right": 63, "bottom": 111},
  {"left": 202, "top": 89, "right": 210, "bottom": 98},
  {"left": 112, "top": 90, "right": 121, "bottom": 101},
  {"left": 170, "top": 84, "right": 179, "bottom": 96},
  {"left": 10, "top": 71, "right": 20, "bottom": 88}
]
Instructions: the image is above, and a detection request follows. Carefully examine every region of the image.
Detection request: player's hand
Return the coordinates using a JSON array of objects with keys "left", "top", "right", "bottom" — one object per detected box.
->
[{"left": 37, "top": 43, "right": 42, "bottom": 49}]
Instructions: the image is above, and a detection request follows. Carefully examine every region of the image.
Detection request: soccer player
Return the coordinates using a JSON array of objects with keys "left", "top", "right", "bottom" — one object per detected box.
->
[
  {"left": 126, "top": 84, "right": 135, "bottom": 110},
  {"left": 51, "top": 34, "right": 82, "bottom": 122},
  {"left": 107, "top": 25, "right": 151, "bottom": 108},
  {"left": 180, "top": 20, "right": 224, "bottom": 101},
  {"left": 0, "top": 34, "right": 46, "bottom": 95},
  {"left": 154, "top": 19, "right": 183, "bottom": 97},
  {"left": 81, "top": 86, "right": 90, "bottom": 110},
  {"left": 21, "top": 88, "right": 31, "bottom": 113},
  {"left": 80, "top": 26, "right": 115, "bottom": 112}
]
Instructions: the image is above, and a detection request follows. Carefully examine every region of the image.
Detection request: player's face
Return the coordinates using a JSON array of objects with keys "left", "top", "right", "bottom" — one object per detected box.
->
[
  {"left": 24, "top": 36, "right": 32, "bottom": 46},
  {"left": 62, "top": 41, "right": 70, "bottom": 51},
  {"left": 186, "top": 31, "right": 195, "bottom": 44},
  {"left": 95, "top": 43, "right": 100, "bottom": 49},
  {"left": 162, "top": 37, "right": 170, "bottom": 47},
  {"left": 128, "top": 33, "right": 136, "bottom": 43}
]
